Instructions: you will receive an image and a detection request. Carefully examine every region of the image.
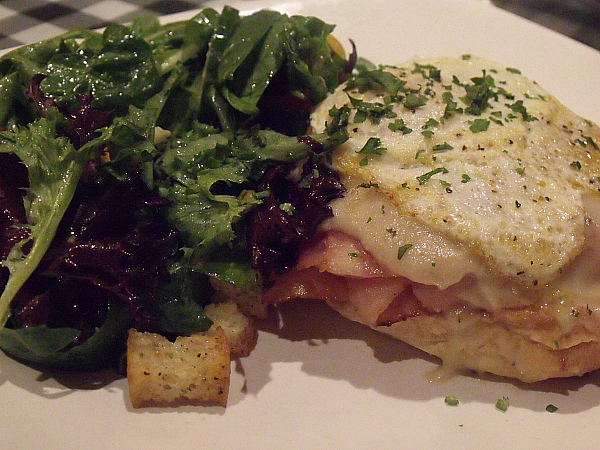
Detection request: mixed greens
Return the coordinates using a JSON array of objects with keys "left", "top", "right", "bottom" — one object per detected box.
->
[{"left": 0, "top": 6, "right": 351, "bottom": 369}]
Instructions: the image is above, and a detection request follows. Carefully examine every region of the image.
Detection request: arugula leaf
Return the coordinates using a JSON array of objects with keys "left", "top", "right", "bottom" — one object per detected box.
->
[
  {"left": 193, "top": 6, "right": 241, "bottom": 130},
  {"left": 193, "top": 256, "right": 262, "bottom": 294},
  {"left": 218, "top": 10, "right": 282, "bottom": 83},
  {"left": 284, "top": 15, "right": 341, "bottom": 103},
  {"left": 0, "top": 301, "right": 130, "bottom": 369},
  {"left": 134, "top": 11, "right": 217, "bottom": 76},
  {"left": 0, "top": 72, "right": 29, "bottom": 126},
  {"left": 155, "top": 267, "right": 214, "bottom": 334},
  {"left": 0, "top": 31, "right": 96, "bottom": 82},
  {"left": 0, "top": 113, "right": 87, "bottom": 328},
  {"left": 40, "top": 24, "right": 163, "bottom": 110}
]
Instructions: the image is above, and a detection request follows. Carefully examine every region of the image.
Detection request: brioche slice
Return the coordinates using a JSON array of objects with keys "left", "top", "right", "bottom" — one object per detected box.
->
[
  {"left": 127, "top": 327, "right": 230, "bottom": 408},
  {"left": 203, "top": 302, "right": 258, "bottom": 358}
]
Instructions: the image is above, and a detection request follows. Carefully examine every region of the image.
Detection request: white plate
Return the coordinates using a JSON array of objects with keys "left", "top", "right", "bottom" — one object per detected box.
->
[{"left": 2, "top": 1, "right": 600, "bottom": 449}]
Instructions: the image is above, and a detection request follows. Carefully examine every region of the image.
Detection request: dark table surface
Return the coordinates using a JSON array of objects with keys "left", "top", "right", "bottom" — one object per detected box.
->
[{"left": 0, "top": 0, "right": 598, "bottom": 51}]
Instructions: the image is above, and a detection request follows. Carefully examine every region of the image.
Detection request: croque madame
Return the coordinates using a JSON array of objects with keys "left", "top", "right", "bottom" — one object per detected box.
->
[{"left": 264, "top": 56, "right": 600, "bottom": 382}]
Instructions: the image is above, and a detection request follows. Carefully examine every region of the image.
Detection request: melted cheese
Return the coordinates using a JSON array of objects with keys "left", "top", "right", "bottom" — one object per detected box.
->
[{"left": 312, "top": 56, "right": 600, "bottom": 294}]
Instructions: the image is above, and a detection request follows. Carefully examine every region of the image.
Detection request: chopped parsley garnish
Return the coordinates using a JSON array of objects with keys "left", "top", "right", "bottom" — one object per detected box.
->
[
  {"left": 461, "top": 174, "right": 471, "bottom": 183},
  {"left": 507, "top": 100, "right": 538, "bottom": 122},
  {"left": 417, "top": 167, "right": 449, "bottom": 185},
  {"left": 497, "top": 87, "right": 515, "bottom": 100},
  {"left": 495, "top": 396, "right": 510, "bottom": 412},
  {"left": 570, "top": 161, "right": 582, "bottom": 171},
  {"left": 357, "top": 137, "right": 386, "bottom": 157},
  {"left": 461, "top": 70, "right": 497, "bottom": 116},
  {"left": 545, "top": 404, "right": 558, "bottom": 413},
  {"left": 279, "top": 203, "right": 296, "bottom": 215},
  {"left": 469, "top": 118, "right": 490, "bottom": 133},
  {"left": 388, "top": 118, "right": 412, "bottom": 134},
  {"left": 349, "top": 96, "right": 397, "bottom": 124},
  {"left": 404, "top": 93, "right": 428, "bottom": 110},
  {"left": 397, "top": 244, "right": 413, "bottom": 260},
  {"left": 442, "top": 91, "right": 462, "bottom": 118},
  {"left": 421, "top": 130, "right": 434, "bottom": 138},
  {"left": 423, "top": 118, "right": 440, "bottom": 129},
  {"left": 506, "top": 67, "right": 521, "bottom": 74},
  {"left": 445, "top": 395, "right": 459, "bottom": 406},
  {"left": 348, "top": 252, "right": 359, "bottom": 258},
  {"left": 432, "top": 142, "right": 453, "bottom": 152},
  {"left": 358, "top": 181, "right": 379, "bottom": 188},
  {"left": 325, "top": 105, "right": 351, "bottom": 143},
  {"left": 346, "top": 68, "right": 407, "bottom": 94},
  {"left": 412, "top": 63, "right": 442, "bottom": 82},
  {"left": 524, "top": 93, "right": 547, "bottom": 101},
  {"left": 582, "top": 135, "right": 599, "bottom": 151}
]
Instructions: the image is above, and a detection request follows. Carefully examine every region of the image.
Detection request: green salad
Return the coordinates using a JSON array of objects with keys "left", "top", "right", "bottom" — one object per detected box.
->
[{"left": 0, "top": 6, "right": 351, "bottom": 369}]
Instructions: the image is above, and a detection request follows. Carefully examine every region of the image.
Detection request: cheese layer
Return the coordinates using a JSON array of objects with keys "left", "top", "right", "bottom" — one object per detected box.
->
[{"left": 312, "top": 56, "right": 600, "bottom": 291}]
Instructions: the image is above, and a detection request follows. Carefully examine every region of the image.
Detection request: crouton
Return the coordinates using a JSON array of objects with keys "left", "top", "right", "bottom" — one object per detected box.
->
[
  {"left": 210, "top": 277, "right": 268, "bottom": 319},
  {"left": 126, "top": 327, "right": 230, "bottom": 408},
  {"left": 203, "top": 302, "right": 258, "bottom": 358}
]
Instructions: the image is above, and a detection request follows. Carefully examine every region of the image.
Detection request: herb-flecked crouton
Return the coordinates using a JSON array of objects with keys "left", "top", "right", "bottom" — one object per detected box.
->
[
  {"left": 126, "top": 327, "right": 230, "bottom": 408},
  {"left": 203, "top": 302, "right": 258, "bottom": 358}
]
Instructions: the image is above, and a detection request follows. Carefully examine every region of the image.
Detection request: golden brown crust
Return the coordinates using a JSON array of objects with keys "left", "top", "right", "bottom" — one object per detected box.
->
[
  {"left": 203, "top": 302, "right": 258, "bottom": 358},
  {"left": 210, "top": 277, "right": 268, "bottom": 319},
  {"left": 330, "top": 301, "right": 600, "bottom": 382}
]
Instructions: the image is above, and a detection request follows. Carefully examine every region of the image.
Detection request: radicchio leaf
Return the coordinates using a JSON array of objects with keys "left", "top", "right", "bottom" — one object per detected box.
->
[
  {"left": 247, "top": 159, "right": 344, "bottom": 281},
  {"left": 11, "top": 163, "right": 178, "bottom": 336},
  {"left": 26, "top": 74, "right": 113, "bottom": 149}
]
